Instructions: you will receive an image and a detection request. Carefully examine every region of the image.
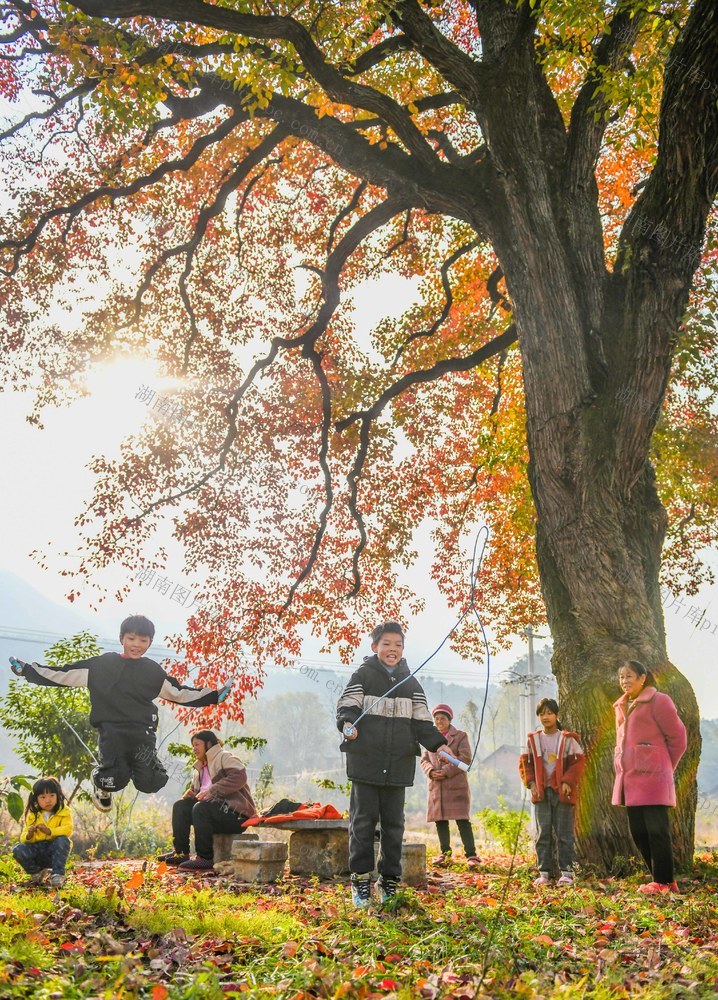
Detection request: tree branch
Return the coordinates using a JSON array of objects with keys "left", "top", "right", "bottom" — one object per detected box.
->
[
  {"left": 126, "top": 197, "right": 407, "bottom": 530},
  {"left": 135, "top": 123, "right": 289, "bottom": 331},
  {"left": 281, "top": 348, "right": 334, "bottom": 612},
  {"left": 391, "top": 0, "right": 484, "bottom": 109},
  {"left": 393, "top": 238, "right": 480, "bottom": 362},
  {"left": 0, "top": 107, "right": 250, "bottom": 274},
  {"left": 338, "top": 322, "right": 517, "bottom": 595},
  {"left": 566, "top": 10, "right": 644, "bottom": 189},
  {"left": 68, "top": 0, "right": 441, "bottom": 167},
  {"left": 338, "top": 323, "right": 517, "bottom": 432}
]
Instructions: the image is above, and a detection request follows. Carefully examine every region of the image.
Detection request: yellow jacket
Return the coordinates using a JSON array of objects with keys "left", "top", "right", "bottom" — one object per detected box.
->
[{"left": 20, "top": 806, "right": 73, "bottom": 843}]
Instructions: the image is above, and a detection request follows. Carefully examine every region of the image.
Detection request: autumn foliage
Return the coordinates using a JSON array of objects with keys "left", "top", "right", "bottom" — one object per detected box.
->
[{"left": 0, "top": 1, "right": 716, "bottom": 720}]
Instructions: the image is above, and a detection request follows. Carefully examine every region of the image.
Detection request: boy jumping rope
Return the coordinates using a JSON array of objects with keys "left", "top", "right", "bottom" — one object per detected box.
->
[
  {"left": 337, "top": 622, "right": 448, "bottom": 908},
  {"left": 10, "top": 614, "right": 232, "bottom": 813}
]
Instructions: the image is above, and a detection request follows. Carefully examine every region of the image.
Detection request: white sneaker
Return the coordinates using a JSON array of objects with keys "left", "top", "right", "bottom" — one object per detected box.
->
[
  {"left": 91, "top": 786, "right": 112, "bottom": 812},
  {"left": 350, "top": 873, "right": 373, "bottom": 909},
  {"left": 50, "top": 874, "right": 66, "bottom": 888},
  {"left": 376, "top": 876, "right": 400, "bottom": 905}
]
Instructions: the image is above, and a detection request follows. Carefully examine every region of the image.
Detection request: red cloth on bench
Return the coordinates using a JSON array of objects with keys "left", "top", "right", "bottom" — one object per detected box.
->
[{"left": 243, "top": 802, "right": 344, "bottom": 825}]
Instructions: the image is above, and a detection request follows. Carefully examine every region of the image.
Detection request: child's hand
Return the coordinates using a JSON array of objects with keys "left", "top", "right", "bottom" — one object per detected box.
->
[
  {"left": 561, "top": 782, "right": 571, "bottom": 797},
  {"left": 217, "top": 680, "right": 233, "bottom": 704},
  {"left": 9, "top": 656, "right": 27, "bottom": 676},
  {"left": 37, "top": 824, "right": 52, "bottom": 836}
]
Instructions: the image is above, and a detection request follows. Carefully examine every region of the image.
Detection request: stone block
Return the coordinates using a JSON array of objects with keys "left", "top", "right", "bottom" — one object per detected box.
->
[
  {"left": 373, "top": 841, "right": 426, "bottom": 885},
  {"left": 288, "top": 828, "right": 349, "bottom": 878},
  {"left": 212, "top": 831, "right": 259, "bottom": 863},
  {"left": 228, "top": 839, "right": 288, "bottom": 883}
]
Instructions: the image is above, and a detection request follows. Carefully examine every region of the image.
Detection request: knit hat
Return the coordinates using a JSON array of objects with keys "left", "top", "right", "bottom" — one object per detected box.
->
[{"left": 432, "top": 704, "right": 453, "bottom": 720}]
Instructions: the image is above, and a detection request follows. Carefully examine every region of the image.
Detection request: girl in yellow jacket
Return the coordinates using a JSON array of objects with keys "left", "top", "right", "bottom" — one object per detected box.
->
[{"left": 13, "top": 777, "right": 73, "bottom": 888}]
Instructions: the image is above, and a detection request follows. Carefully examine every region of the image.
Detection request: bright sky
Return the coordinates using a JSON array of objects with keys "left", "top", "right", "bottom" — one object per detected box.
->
[{"left": 0, "top": 273, "right": 717, "bottom": 716}]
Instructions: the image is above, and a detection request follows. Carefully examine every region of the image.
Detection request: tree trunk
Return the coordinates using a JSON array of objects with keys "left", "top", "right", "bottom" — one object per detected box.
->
[
  {"left": 533, "top": 471, "right": 700, "bottom": 872},
  {"left": 463, "top": 11, "right": 707, "bottom": 871},
  {"left": 495, "top": 253, "right": 701, "bottom": 872}
]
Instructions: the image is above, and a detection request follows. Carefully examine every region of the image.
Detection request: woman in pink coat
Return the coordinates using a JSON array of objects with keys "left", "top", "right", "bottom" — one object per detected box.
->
[
  {"left": 420, "top": 704, "right": 479, "bottom": 867},
  {"left": 613, "top": 660, "right": 687, "bottom": 894}
]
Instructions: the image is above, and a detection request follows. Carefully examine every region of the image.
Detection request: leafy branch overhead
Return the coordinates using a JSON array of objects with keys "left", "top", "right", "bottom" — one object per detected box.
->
[{"left": 0, "top": 0, "right": 716, "bottom": 688}]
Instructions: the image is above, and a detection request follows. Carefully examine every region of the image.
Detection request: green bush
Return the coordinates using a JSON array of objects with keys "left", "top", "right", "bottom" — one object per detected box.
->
[{"left": 478, "top": 796, "right": 530, "bottom": 853}]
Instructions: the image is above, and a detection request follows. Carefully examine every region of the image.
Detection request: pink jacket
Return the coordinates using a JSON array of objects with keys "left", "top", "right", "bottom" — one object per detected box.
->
[
  {"left": 420, "top": 726, "right": 472, "bottom": 821},
  {"left": 612, "top": 686, "right": 687, "bottom": 807}
]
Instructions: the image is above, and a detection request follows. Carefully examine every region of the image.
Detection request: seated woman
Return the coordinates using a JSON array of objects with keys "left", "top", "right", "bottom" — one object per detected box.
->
[{"left": 160, "top": 729, "right": 257, "bottom": 871}]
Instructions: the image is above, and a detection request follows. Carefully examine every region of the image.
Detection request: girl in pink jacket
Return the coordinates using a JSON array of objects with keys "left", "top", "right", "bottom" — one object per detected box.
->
[{"left": 613, "top": 660, "right": 687, "bottom": 894}]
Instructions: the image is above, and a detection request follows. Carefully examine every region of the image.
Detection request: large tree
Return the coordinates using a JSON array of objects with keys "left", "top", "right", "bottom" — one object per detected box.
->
[{"left": 1, "top": 1, "right": 716, "bottom": 869}]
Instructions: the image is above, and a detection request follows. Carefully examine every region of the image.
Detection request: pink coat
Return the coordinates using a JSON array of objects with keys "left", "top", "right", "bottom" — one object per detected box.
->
[
  {"left": 612, "top": 686, "right": 687, "bottom": 807},
  {"left": 420, "top": 726, "right": 472, "bottom": 821}
]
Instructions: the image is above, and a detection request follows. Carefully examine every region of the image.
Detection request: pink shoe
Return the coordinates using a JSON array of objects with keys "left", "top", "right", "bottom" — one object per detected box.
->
[
  {"left": 533, "top": 875, "right": 551, "bottom": 886},
  {"left": 637, "top": 881, "right": 671, "bottom": 894},
  {"left": 465, "top": 856, "right": 481, "bottom": 868}
]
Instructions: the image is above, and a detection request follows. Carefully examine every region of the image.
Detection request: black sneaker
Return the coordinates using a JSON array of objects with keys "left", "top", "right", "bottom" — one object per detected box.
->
[
  {"left": 90, "top": 786, "right": 112, "bottom": 812},
  {"left": 178, "top": 856, "right": 214, "bottom": 872},
  {"left": 350, "top": 873, "right": 373, "bottom": 909},
  {"left": 158, "top": 851, "right": 190, "bottom": 866},
  {"left": 376, "top": 876, "right": 399, "bottom": 904}
]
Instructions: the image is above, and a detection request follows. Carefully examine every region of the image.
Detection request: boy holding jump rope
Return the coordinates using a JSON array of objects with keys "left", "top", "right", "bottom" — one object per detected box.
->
[
  {"left": 337, "top": 622, "right": 449, "bottom": 908},
  {"left": 10, "top": 614, "right": 232, "bottom": 813}
]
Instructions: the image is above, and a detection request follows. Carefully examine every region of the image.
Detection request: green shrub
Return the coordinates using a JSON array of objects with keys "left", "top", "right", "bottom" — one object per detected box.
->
[{"left": 478, "top": 796, "right": 530, "bottom": 853}]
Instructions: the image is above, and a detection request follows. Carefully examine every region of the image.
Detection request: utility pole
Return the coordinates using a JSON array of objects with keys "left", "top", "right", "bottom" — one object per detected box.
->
[{"left": 525, "top": 623, "right": 537, "bottom": 740}]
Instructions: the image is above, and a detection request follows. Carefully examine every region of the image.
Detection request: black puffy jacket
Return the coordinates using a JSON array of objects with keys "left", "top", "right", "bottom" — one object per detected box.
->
[{"left": 336, "top": 655, "right": 447, "bottom": 786}]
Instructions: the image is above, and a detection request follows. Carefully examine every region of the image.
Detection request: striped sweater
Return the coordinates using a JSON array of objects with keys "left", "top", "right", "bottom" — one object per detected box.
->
[{"left": 336, "top": 655, "right": 447, "bottom": 786}]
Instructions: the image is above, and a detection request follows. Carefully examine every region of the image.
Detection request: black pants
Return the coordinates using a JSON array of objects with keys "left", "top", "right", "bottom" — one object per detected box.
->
[
  {"left": 435, "top": 819, "right": 476, "bottom": 857},
  {"left": 626, "top": 805, "right": 674, "bottom": 884},
  {"left": 349, "top": 781, "right": 405, "bottom": 879},
  {"left": 172, "top": 798, "right": 246, "bottom": 861},
  {"left": 93, "top": 724, "right": 168, "bottom": 794}
]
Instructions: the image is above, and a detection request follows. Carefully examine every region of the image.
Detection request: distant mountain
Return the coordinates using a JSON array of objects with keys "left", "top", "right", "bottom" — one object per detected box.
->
[{"left": 0, "top": 570, "right": 94, "bottom": 634}]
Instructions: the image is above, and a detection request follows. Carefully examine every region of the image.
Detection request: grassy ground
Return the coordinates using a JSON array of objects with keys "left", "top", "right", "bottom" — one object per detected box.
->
[{"left": 0, "top": 851, "right": 715, "bottom": 999}]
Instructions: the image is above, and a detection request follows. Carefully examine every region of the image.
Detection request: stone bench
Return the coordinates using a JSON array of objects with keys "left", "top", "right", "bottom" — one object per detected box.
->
[
  {"left": 241, "top": 821, "right": 427, "bottom": 883},
  {"left": 252, "top": 820, "right": 350, "bottom": 879}
]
